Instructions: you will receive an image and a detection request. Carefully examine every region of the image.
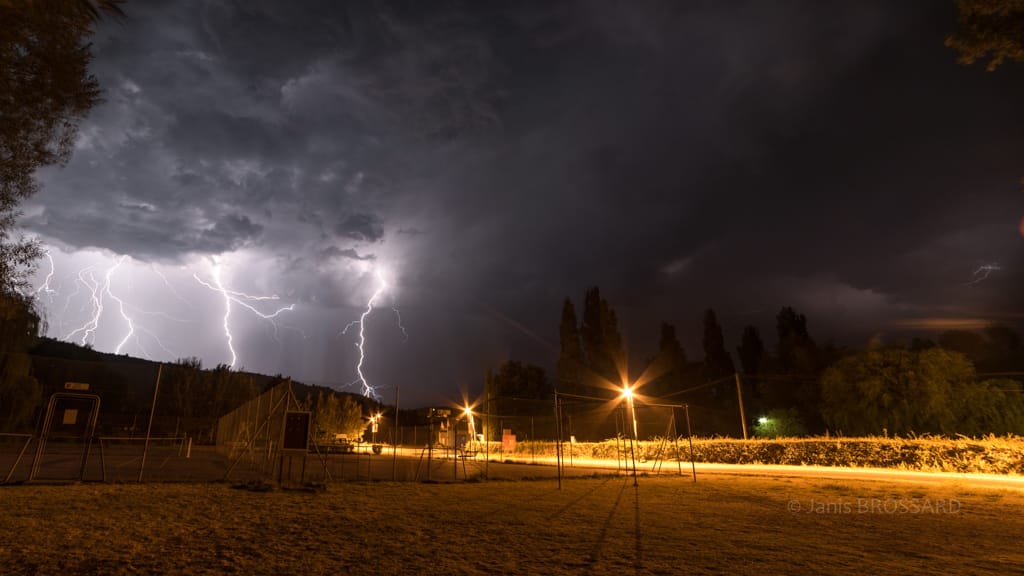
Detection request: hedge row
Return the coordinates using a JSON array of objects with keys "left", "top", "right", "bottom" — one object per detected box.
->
[{"left": 506, "top": 435, "right": 1024, "bottom": 475}]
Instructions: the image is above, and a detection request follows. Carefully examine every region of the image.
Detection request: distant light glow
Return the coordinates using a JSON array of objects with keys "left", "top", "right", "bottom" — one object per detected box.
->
[{"left": 891, "top": 317, "right": 996, "bottom": 331}]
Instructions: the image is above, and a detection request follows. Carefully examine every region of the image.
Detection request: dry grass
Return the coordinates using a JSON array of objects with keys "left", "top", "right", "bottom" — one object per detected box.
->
[{"left": 1, "top": 474, "right": 1022, "bottom": 575}]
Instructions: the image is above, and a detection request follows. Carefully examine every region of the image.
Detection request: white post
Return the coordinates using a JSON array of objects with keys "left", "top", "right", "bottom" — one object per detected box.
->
[{"left": 138, "top": 363, "right": 163, "bottom": 482}]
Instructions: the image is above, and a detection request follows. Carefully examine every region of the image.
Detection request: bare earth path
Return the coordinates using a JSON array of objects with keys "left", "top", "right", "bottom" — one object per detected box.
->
[{"left": 1, "top": 474, "right": 1022, "bottom": 575}]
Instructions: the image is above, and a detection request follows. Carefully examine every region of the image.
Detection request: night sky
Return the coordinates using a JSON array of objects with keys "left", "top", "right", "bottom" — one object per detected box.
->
[{"left": 23, "top": 1, "right": 1024, "bottom": 407}]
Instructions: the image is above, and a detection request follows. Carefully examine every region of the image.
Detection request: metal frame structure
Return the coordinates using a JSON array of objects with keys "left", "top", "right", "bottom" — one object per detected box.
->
[
  {"left": 553, "top": 391, "right": 697, "bottom": 489},
  {"left": 29, "top": 392, "right": 102, "bottom": 481}
]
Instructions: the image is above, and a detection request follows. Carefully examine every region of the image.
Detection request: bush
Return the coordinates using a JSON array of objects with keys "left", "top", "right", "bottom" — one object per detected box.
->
[{"left": 494, "top": 434, "right": 1024, "bottom": 474}]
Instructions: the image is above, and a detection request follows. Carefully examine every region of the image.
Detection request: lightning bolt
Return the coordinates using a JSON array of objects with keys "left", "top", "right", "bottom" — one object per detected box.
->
[
  {"left": 965, "top": 263, "right": 1001, "bottom": 286},
  {"left": 341, "top": 275, "right": 386, "bottom": 399},
  {"left": 151, "top": 265, "right": 193, "bottom": 308},
  {"left": 392, "top": 307, "right": 409, "bottom": 342},
  {"left": 38, "top": 254, "right": 174, "bottom": 359},
  {"left": 193, "top": 261, "right": 296, "bottom": 367},
  {"left": 211, "top": 263, "right": 235, "bottom": 366},
  {"left": 60, "top": 269, "right": 84, "bottom": 318},
  {"left": 107, "top": 259, "right": 135, "bottom": 354},
  {"left": 33, "top": 251, "right": 57, "bottom": 302},
  {"left": 339, "top": 271, "right": 408, "bottom": 399},
  {"left": 64, "top": 256, "right": 135, "bottom": 351},
  {"left": 65, "top": 267, "right": 102, "bottom": 344}
]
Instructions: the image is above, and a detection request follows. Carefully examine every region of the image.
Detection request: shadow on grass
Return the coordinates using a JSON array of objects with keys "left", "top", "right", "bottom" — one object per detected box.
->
[
  {"left": 546, "top": 475, "right": 617, "bottom": 521},
  {"left": 585, "top": 479, "right": 627, "bottom": 570}
]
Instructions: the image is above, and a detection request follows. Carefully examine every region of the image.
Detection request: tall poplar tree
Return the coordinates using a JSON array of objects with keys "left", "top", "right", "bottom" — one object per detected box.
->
[
  {"left": 1, "top": 0, "right": 124, "bottom": 292},
  {"left": 736, "top": 325, "right": 765, "bottom": 376},
  {"left": 580, "top": 287, "right": 625, "bottom": 392},
  {"left": 648, "top": 322, "right": 688, "bottom": 398},
  {"left": 556, "top": 299, "right": 583, "bottom": 395},
  {"left": 701, "top": 308, "right": 734, "bottom": 382}
]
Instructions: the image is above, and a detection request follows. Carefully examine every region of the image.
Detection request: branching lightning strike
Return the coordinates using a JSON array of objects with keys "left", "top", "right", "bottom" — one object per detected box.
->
[
  {"left": 391, "top": 307, "right": 409, "bottom": 342},
  {"left": 64, "top": 256, "right": 139, "bottom": 354},
  {"left": 74, "top": 262, "right": 179, "bottom": 357},
  {"left": 342, "top": 276, "right": 386, "bottom": 399},
  {"left": 151, "top": 265, "right": 194, "bottom": 308},
  {"left": 966, "top": 263, "right": 1001, "bottom": 286},
  {"left": 339, "top": 271, "right": 407, "bottom": 400},
  {"left": 193, "top": 264, "right": 296, "bottom": 367},
  {"left": 34, "top": 251, "right": 57, "bottom": 302}
]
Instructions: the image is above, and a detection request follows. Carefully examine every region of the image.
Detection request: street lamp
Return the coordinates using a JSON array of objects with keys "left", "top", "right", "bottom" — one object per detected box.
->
[
  {"left": 621, "top": 384, "right": 639, "bottom": 486},
  {"left": 463, "top": 405, "right": 476, "bottom": 442},
  {"left": 370, "top": 412, "right": 382, "bottom": 445}
]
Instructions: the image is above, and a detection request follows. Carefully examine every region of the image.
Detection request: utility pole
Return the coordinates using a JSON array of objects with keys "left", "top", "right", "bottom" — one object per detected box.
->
[
  {"left": 392, "top": 383, "right": 399, "bottom": 481},
  {"left": 139, "top": 363, "right": 163, "bottom": 482},
  {"left": 735, "top": 372, "right": 748, "bottom": 440}
]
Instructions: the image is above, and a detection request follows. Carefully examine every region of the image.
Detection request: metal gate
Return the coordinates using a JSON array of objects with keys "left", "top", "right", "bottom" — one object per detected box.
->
[{"left": 29, "top": 392, "right": 101, "bottom": 481}]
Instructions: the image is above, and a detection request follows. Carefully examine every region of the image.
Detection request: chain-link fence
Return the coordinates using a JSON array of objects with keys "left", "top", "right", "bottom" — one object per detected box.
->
[{"left": 1, "top": 356, "right": 703, "bottom": 485}]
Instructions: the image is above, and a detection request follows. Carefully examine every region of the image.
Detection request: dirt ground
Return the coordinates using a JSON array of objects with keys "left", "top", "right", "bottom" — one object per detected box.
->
[{"left": 1, "top": 474, "right": 1022, "bottom": 575}]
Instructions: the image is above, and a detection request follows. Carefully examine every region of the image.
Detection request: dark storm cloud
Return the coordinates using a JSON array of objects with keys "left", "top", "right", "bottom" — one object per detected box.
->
[
  {"left": 198, "top": 214, "right": 263, "bottom": 251},
  {"left": 22, "top": 1, "right": 1024, "bottom": 404},
  {"left": 336, "top": 212, "right": 384, "bottom": 242},
  {"left": 320, "top": 246, "right": 374, "bottom": 261}
]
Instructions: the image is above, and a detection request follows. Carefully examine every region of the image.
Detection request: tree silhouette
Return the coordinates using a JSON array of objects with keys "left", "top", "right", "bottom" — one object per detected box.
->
[
  {"left": 483, "top": 360, "right": 551, "bottom": 439},
  {"left": 772, "top": 306, "right": 824, "bottom": 431},
  {"left": 580, "top": 287, "right": 624, "bottom": 392},
  {"left": 0, "top": 293, "right": 41, "bottom": 431},
  {"left": 555, "top": 299, "right": 583, "bottom": 395},
  {"left": 0, "top": 0, "right": 123, "bottom": 292},
  {"left": 701, "top": 308, "right": 734, "bottom": 382},
  {"left": 736, "top": 325, "right": 765, "bottom": 376},
  {"left": 648, "top": 322, "right": 688, "bottom": 398},
  {"left": 946, "top": 0, "right": 1024, "bottom": 71},
  {"left": 821, "top": 347, "right": 974, "bottom": 436},
  {"left": 312, "top": 391, "right": 365, "bottom": 441}
]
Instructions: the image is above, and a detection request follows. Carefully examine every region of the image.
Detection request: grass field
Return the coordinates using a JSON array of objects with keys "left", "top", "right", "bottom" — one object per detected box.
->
[{"left": 2, "top": 474, "right": 1022, "bottom": 575}]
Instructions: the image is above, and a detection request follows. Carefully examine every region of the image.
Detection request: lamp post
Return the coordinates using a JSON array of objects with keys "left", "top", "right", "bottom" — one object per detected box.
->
[
  {"left": 463, "top": 405, "right": 475, "bottom": 442},
  {"left": 370, "top": 413, "right": 381, "bottom": 446},
  {"left": 621, "top": 384, "right": 639, "bottom": 486}
]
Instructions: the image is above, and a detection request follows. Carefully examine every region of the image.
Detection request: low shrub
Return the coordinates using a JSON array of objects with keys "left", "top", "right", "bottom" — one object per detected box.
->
[{"left": 496, "top": 434, "right": 1024, "bottom": 474}]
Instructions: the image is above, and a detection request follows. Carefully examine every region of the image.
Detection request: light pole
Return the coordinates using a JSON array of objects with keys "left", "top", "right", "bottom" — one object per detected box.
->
[
  {"left": 463, "top": 405, "right": 475, "bottom": 443},
  {"left": 370, "top": 413, "right": 381, "bottom": 446},
  {"left": 621, "top": 384, "right": 639, "bottom": 486}
]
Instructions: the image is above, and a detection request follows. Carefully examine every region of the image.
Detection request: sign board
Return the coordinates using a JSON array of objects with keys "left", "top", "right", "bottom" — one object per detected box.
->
[
  {"left": 502, "top": 429, "right": 516, "bottom": 453},
  {"left": 64, "top": 382, "right": 90, "bottom": 391},
  {"left": 62, "top": 409, "right": 79, "bottom": 425},
  {"left": 282, "top": 411, "right": 310, "bottom": 451}
]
